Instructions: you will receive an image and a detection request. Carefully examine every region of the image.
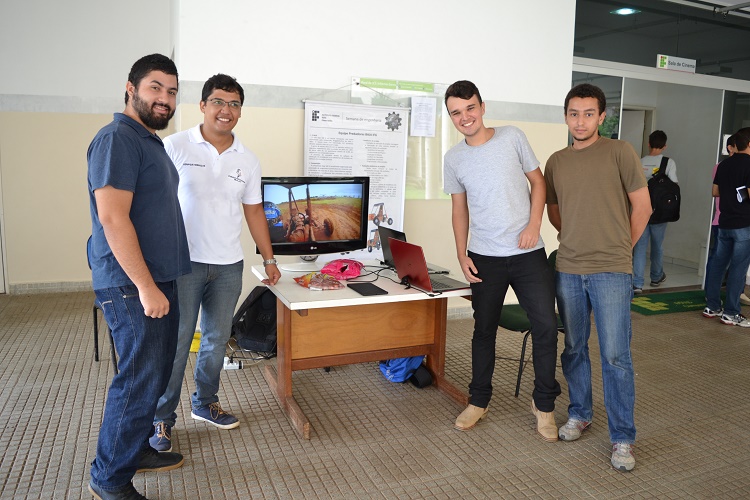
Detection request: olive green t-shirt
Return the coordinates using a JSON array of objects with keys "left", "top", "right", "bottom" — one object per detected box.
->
[{"left": 544, "top": 136, "right": 647, "bottom": 275}]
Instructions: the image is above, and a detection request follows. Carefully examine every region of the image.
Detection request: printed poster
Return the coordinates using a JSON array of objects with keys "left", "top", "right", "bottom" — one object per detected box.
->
[{"left": 304, "top": 101, "right": 408, "bottom": 262}]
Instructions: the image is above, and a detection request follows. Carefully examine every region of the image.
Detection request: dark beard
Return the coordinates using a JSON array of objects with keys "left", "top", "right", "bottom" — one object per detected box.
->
[{"left": 132, "top": 90, "right": 174, "bottom": 130}]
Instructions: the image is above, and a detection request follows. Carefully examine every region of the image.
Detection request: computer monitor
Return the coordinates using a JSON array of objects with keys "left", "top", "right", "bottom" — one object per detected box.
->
[{"left": 260, "top": 176, "right": 370, "bottom": 271}]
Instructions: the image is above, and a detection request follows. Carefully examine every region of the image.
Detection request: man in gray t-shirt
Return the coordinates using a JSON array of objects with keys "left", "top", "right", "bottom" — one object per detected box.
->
[{"left": 443, "top": 80, "right": 560, "bottom": 442}]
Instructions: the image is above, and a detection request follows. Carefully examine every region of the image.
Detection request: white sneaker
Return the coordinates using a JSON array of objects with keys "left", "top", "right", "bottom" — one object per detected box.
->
[
  {"left": 741, "top": 293, "right": 750, "bottom": 306},
  {"left": 611, "top": 443, "right": 636, "bottom": 472},
  {"left": 702, "top": 307, "right": 723, "bottom": 318},
  {"left": 558, "top": 418, "right": 591, "bottom": 441},
  {"left": 719, "top": 313, "right": 750, "bottom": 327}
]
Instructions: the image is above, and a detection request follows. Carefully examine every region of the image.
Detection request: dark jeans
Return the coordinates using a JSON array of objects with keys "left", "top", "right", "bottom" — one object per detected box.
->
[
  {"left": 468, "top": 248, "right": 561, "bottom": 411},
  {"left": 91, "top": 281, "right": 179, "bottom": 490}
]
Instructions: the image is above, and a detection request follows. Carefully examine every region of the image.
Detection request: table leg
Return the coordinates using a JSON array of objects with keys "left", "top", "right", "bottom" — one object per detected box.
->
[
  {"left": 263, "top": 300, "right": 311, "bottom": 439},
  {"left": 425, "top": 298, "right": 469, "bottom": 406}
]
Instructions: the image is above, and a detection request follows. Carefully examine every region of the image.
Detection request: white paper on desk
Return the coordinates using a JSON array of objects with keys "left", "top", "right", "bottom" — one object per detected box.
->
[{"left": 409, "top": 96, "right": 436, "bottom": 137}]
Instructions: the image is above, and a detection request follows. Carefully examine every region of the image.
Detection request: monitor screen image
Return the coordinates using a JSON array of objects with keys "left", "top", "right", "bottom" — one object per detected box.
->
[{"left": 260, "top": 176, "right": 370, "bottom": 258}]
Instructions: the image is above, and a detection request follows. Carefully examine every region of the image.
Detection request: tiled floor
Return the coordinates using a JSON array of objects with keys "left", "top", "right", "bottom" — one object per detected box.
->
[{"left": 2, "top": 290, "right": 750, "bottom": 499}]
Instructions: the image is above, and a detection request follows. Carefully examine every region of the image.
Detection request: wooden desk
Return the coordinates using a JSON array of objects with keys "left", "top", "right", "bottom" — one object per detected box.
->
[{"left": 251, "top": 264, "right": 471, "bottom": 439}]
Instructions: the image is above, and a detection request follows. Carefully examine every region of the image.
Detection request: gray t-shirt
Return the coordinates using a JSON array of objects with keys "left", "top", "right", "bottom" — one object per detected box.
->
[
  {"left": 641, "top": 154, "right": 678, "bottom": 182},
  {"left": 443, "top": 126, "right": 543, "bottom": 257}
]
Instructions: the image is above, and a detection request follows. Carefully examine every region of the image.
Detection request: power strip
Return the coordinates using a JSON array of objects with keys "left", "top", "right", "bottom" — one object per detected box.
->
[{"left": 223, "top": 356, "right": 243, "bottom": 370}]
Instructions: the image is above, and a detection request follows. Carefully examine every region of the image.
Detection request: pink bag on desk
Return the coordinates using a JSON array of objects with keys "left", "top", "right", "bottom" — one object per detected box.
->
[{"left": 320, "top": 259, "right": 363, "bottom": 280}]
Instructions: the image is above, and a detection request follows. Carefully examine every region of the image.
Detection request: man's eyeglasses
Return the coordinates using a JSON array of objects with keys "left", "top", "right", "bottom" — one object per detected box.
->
[{"left": 208, "top": 98, "right": 241, "bottom": 109}]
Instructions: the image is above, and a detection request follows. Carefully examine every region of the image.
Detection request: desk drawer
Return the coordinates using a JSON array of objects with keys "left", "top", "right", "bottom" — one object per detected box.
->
[{"left": 289, "top": 301, "right": 437, "bottom": 359}]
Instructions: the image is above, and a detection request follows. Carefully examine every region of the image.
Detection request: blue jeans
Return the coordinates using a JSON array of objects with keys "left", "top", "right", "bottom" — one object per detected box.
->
[
  {"left": 556, "top": 272, "right": 636, "bottom": 444},
  {"left": 154, "top": 261, "right": 243, "bottom": 426},
  {"left": 705, "top": 225, "right": 719, "bottom": 277},
  {"left": 632, "top": 223, "right": 667, "bottom": 288},
  {"left": 91, "top": 281, "right": 179, "bottom": 490},
  {"left": 468, "top": 249, "right": 561, "bottom": 411},
  {"left": 705, "top": 226, "right": 750, "bottom": 316}
]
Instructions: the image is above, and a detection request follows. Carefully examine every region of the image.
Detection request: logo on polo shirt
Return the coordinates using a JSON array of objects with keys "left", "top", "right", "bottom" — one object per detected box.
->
[
  {"left": 184, "top": 162, "right": 205, "bottom": 168},
  {"left": 228, "top": 169, "right": 246, "bottom": 183}
]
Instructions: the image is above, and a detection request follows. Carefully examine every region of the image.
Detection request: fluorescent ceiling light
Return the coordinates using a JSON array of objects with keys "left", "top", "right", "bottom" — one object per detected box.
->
[{"left": 610, "top": 8, "right": 641, "bottom": 15}]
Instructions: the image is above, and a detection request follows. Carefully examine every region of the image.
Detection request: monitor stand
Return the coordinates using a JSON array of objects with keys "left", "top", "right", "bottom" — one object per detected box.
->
[{"left": 278, "top": 255, "right": 322, "bottom": 273}]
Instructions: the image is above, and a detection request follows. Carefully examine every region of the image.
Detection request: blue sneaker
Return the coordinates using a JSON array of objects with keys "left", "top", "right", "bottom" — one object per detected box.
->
[
  {"left": 191, "top": 402, "right": 239, "bottom": 429},
  {"left": 148, "top": 421, "right": 172, "bottom": 452}
]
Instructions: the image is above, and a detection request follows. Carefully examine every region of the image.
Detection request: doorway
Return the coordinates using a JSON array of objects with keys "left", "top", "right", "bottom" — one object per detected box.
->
[{"left": 619, "top": 79, "right": 724, "bottom": 291}]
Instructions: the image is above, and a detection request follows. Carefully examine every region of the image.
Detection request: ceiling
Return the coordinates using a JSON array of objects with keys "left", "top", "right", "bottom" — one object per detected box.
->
[{"left": 574, "top": 0, "right": 750, "bottom": 82}]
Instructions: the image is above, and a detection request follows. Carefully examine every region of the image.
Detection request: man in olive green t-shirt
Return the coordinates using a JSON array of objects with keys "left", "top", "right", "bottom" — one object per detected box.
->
[{"left": 544, "top": 83, "right": 651, "bottom": 473}]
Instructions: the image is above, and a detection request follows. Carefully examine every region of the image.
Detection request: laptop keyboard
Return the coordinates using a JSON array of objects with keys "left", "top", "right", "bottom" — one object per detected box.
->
[{"left": 429, "top": 279, "right": 452, "bottom": 290}]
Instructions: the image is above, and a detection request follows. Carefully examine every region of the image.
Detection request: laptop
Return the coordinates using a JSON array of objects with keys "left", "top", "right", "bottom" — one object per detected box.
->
[
  {"left": 377, "top": 226, "right": 450, "bottom": 274},
  {"left": 388, "top": 238, "right": 470, "bottom": 293}
]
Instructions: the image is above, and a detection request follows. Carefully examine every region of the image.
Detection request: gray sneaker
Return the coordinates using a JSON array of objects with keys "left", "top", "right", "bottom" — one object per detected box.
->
[
  {"left": 611, "top": 443, "right": 635, "bottom": 471},
  {"left": 558, "top": 418, "right": 591, "bottom": 441},
  {"left": 719, "top": 313, "right": 750, "bottom": 327}
]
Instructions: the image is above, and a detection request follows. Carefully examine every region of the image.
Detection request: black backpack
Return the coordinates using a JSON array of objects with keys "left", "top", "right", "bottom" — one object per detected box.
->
[
  {"left": 231, "top": 286, "right": 277, "bottom": 356},
  {"left": 647, "top": 156, "right": 680, "bottom": 224}
]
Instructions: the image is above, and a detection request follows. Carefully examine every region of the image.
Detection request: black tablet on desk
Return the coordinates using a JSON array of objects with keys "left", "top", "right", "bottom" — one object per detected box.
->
[{"left": 348, "top": 282, "right": 388, "bottom": 296}]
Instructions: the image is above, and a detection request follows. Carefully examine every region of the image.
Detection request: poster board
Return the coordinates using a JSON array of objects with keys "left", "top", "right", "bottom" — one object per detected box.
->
[{"left": 304, "top": 100, "right": 409, "bottom": 262}]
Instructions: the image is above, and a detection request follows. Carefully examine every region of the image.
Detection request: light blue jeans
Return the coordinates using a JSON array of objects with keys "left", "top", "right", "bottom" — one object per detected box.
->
[
  {"left": 632, "top": 222, "right": 667, "bottom": 289},
  {"left": 154, "top": 261, "right": 243, "bottom": 426},
  {"left": 556, "top": 271, "right": 636, "bottom": 444},
  {"left": 705, "top": 226, "right": 750, "bottom": 317}
]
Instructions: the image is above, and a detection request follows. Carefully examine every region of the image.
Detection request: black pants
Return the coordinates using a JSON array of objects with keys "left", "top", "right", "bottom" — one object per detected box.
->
[{"left": 468, "top": 248, "right": 561, "bottom": 411}]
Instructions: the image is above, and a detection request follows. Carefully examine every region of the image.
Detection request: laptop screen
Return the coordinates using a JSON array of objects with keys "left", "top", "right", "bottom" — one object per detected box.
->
[{"left": 377, "top": 226, "right": 407, "bottom": 268}]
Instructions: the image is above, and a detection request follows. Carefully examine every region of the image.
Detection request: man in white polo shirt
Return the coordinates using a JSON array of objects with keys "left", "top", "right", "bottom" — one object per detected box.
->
[{"left": 149, "top": 74, "right": 281, "bottom": 452}]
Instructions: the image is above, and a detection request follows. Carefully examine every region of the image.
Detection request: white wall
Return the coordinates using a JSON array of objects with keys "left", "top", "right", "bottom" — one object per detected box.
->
[
  {"left": 654, "top": 83, "right": 723, "bottom": 264},
  {"left": 623, "top": 79, "right": 658, "bottom": 109},
  {"left": 0, "top": 0, "right": 575, "bottom": 297},
  {"left": 175, "top": 0, "right": 576, "bottom": 106},
  {"left": 0, "top": 0, "right": 173, "bottom": 100}
]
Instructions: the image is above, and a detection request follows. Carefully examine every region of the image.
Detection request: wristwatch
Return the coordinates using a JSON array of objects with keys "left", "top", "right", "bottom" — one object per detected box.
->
[{"left": 262, "top": 258, "right": 277, "bottom": 266}]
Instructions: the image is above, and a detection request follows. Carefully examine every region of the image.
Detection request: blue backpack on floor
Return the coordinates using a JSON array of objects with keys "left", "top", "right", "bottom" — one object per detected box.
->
[{"left": 379, "top": 356, "right": 425, "bottom": 383}]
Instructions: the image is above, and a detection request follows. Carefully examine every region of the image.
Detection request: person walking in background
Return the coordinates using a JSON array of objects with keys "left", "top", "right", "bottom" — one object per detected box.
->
[
  {"left": 704, "top": 128, "right": 750, "bottom": 326},
  {"left": 633, "top": 130, "right": 678, "bottom": 293},
  {"left": 149, "top": 74, "right": 281, "bottom": 453},
  {"left": 545, "top": 83, "right": 651, "bottom": 472},
  {"left": 87, "top": 53, "right": 190, "bottom": 500},
  {"left": 443, "top": 80, "right": 561, "bottom": 442},
  {"left": 707, "top": 135, "right": 736, "bottom": 292}
]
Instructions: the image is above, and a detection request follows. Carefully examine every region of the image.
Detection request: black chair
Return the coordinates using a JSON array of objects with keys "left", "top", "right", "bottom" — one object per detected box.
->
[
  {"left": 497, "top": 250, "right": 563, "bottom": 397},
  {"left": 88, "top": 236, "right": 118, "bottom": 374}
]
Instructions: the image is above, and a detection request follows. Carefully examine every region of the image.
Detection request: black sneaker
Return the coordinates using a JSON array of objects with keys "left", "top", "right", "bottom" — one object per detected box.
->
[
  {"left": 136, "top": 446, "right": 184, "bottom": 473},
  {"left": 88, "top": 480, "right": 148, "bottom": 500},
  {"left": 650, "top": 273, "right": 667, "bottom": 287}
]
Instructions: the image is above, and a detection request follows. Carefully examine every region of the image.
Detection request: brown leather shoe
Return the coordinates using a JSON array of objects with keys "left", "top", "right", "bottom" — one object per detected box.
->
[
  {"left": 454, "top": 404, "right": 489, "bottom": 431},
  {"left": 531, "top": 400, "right": 558, "bottom": 442}
]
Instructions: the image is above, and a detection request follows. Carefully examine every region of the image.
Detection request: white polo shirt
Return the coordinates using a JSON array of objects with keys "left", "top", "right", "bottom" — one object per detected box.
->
[{"left": 164, "top": 124, "right": 262, "bottom": 265}]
